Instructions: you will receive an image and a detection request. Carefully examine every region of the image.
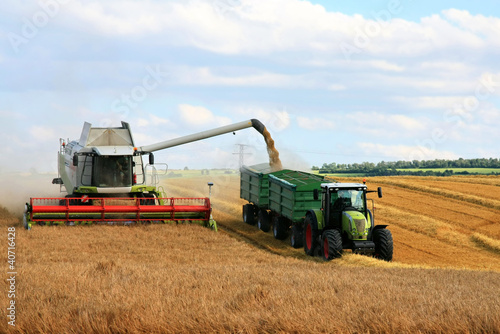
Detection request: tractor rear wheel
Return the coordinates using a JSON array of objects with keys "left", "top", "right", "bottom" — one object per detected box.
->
[
  {"left": 290, "top": 225, "right": 303, "bottom": 248},
  {"left": 273, "top": 216, "right": 288, "bottom": 240},
  {"left": 303, "top": 215, "right": 318, "bottom": 256},
  {"left": 322, "top": 229, "right": 343, "bottom": 261},
  {"left": 257, "top": 209, "right": 271, "bottom": 232},
  {"left": 373, "top": 228, "right": 393, "bottom": 261},
  {"left": 242, "top": 204, "right": 256, "bottom": 225}
]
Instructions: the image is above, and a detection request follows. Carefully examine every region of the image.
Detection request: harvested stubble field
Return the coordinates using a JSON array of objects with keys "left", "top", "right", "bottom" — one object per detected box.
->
[{"left": 1, "top": 174, "right": 499, "bottom": 333}]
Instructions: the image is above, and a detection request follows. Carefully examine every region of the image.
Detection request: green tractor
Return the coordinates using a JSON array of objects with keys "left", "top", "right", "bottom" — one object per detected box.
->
[{"left": 304, "top": 182, "right": 393, "bottom": 261}]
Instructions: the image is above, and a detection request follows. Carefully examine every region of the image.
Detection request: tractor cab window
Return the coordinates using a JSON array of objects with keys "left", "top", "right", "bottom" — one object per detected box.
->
[
  {"left": 93, "top": 156, "right": 132, "bottom": 187},
  {"left": 330, "top": 189, "right": 366, "bottom": 212}
]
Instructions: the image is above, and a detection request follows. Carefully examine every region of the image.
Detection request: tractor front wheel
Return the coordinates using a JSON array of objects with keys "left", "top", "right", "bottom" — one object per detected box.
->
[
  {"left": 322, "top": 229, "right": 343, "bottom": 261},
  {"left": 373, "top": 228, "right": 393, "bottom": 261}
]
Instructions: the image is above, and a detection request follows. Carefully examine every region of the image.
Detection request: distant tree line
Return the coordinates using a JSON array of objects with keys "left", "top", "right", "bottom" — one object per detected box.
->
[{"left": 312, "top": 158, "right": 500, "bottom": 176}]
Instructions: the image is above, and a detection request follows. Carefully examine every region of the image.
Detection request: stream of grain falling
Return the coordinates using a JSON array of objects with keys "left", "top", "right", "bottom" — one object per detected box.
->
[{"left": 262, "top": 127, "right": 283, "bottom": 171}]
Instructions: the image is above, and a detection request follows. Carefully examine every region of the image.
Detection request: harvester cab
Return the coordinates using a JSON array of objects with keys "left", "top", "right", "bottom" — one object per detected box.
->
[
  {"left": 24, "top": 119, "right": 267, "bottom": 230},
  {"left": 304, "top": 183, "right": 393, "bottom": 261}
]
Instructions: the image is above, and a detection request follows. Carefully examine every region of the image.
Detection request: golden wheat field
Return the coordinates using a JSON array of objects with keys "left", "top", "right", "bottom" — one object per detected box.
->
[{"left": 1, "top": 173, "right": 499, "bottom": 333}]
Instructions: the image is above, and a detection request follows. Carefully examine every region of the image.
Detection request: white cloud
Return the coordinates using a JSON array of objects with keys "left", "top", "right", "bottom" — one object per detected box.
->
[
  {"left": 178, "top": 104, "right": 231, "bottom": 128},
  {"left": 366, "top": 60, "right": 405, "bottom": 72},
  {"left": 55, "top": 1, "right": 497, "bottom": 59},
  {"left": 347, "top": 112, "right": 427, "bottom": 134},
  {"left": 0, "top": 110, "right": 26, "bottom": 120},
  {"left": 327, "top": 84, "right": 346, "bottom": 91},
  {"left": 3, "top": 1, "right": 500, "bottom": 173},
  {"left": 64, "top": 2, "right": 164, "bottom": 36},
  {"left": 173, "top": 67, "right": 295, "bottom": 87},
  {"left": 420, "top": 61, "right": 470, "bottom": 72},
  {"left": 357, "top": 142, "right": 458, "bottom": 161},
  {"left": 443, "top": 9, "right": 500, "bottom": 44},
  {"left": 392, "top": 96, "right": 469, "bottom": 110},
  {"left": 297, "top": 116, "right": 335, "bottom": 130},
  {"left": 171, "top": 66, "right": 342, "bottom": 90},
  {"left": 150, "top": 114, "right": 171, "bottom": 125},
  {"left": 235, "top": 108, "right": 291, "bottom": 132},
  {"left": 29, "top": 126, "right": 55, "bottom": 142},
  {"left": 137, "top": 118, "right": 149, "bottom": 127}
]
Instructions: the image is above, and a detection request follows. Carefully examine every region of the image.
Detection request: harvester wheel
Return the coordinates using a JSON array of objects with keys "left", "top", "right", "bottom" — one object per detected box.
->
[
  {"left": 290, "top": 225, "right": 303, "bottom": 248},
  {"left": 373, "top": 228, "right": 393, "bottom": 261},
  {"left": 322, "top": 229, "right": 343, "bottom": 261},
  {"left": 303, "top": 215, "right": 318, "bottom": 256},
  {"left": 257, "top": 209, "right": 270, "bottom": 232},
  {"left": 242, "top": 204, "right": 256, "bottom": 225},
  {"left": 273, "top": 216, "right": 288, "bottom": 240}
]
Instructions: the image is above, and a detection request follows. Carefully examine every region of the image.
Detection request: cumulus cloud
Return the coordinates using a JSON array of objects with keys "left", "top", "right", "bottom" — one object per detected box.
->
[
  {"left": 346, "top": 112, "right": 427, "bottom": 136},
  {"left": 443, "top": 9, "right": 500, "bottom": 43},
  {"left": 47, "top": 1, "right": 497, "bottom": 60},
  {"left": 179, "top": 104, "right": 231, "bottom": 128},
  {"left": 392, "top": 96, "right": 467, "bottom": 110},
  {"left": 357, "top": 142, "right": 458, "bottom": 161},
  {"left": 235, "top": 108, "right": 291, "bottom": 132},
  {"left": 297, "top": 116, "right": 335, "bottom": 130},
  {"left": 2, "top": 1, "right": 499, "bottom": 172}
]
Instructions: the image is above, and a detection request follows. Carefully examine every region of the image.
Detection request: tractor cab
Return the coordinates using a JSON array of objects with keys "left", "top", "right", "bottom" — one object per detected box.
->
[
  {"left": 318, "top": 183, "right": 384, "bottom": 253},
  {"left": 321, "top": 183, "right": 368, "bottom": 229},
  {"left": 324, "top": 184, "right": 368, "bottom": 228}
]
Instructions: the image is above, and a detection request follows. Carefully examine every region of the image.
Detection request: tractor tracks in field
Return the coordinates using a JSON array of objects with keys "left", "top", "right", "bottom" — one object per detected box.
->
[
  {"left": 376, "top": 181, "right": 499, "bottom": 232},
  {"left": 374, "top": 180, "right": 500, "bottom": 212},
  {"left": 162, "top": 180, "right": 291, "bottom": 257},
  {"left": 215, "top": 220, "right": 284, "bottom": 257}
]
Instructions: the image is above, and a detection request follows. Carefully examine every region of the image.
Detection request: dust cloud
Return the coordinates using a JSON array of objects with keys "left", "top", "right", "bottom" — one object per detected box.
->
[{"left": 0, "top": 173, "right": 60, "bottom": 216}]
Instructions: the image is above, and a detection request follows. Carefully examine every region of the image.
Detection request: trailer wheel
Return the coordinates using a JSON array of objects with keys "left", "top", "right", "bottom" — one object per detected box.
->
[
  {"left": 257, "top": 209, "right": 271, "bottom": 232},
  {"left": 242, "top": 204, "right": 256, "bottom": 225},
  {"left": 290, "top": 225, "right": 303, "bottom": 248},
  {"left": 273, "top": 216, "right": 288, "bottom": 240},
  {"left": 373, "top": 228, "right": 393, "bottom": 261},
  {"left": 303, "top": 215, "right": 317, "bottom": 256},
  {"left": 322, "top": 229, "right": 343, "bottom": 261}
]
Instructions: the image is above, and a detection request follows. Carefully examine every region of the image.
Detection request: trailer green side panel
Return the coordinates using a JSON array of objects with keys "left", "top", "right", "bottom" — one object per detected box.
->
[
  {"left": 240, "top": 164, "right": 292, "bottom": 208},
  {"left": 268, "top": 171, "right": 324, "bottom": 223}
]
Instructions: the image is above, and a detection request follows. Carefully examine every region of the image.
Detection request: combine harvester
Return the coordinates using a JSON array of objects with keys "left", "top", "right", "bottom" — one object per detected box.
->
[
  {"left": 24, "top": 119, "right": 267, "bottom": 230},
  {"left": 240, "top": 164, "right": 393, "bottom": 261}
]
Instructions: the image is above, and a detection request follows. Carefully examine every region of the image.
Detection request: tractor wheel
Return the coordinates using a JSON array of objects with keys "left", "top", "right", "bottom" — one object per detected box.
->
[
  {"left": 257, "top": 209, "right": 271, "bottom": 232},
  {"left": 322, "top": 229, "right": 343, "bottom": 261},
  {"left": 242, "top": 204, "right": 256, "bottom": 225},
  {"left": 373, "top": 228, "right": 393, "bottom": 261},
  {"left": 290, "top": 225, "right": 303, "bottom": 248},
  {"left": 273, "top": 216, "right": 288, "bottom": 240},
  {"left": 303, "top": 215, "right": 318, "bottom": 256}
]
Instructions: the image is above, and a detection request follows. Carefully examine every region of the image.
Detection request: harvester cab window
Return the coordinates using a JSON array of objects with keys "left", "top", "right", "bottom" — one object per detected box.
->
[
  {"left": 93, "top": 156, "right": 132, "bottom": 187},
  {"left": 133, "top": 155, "right": 145, "bottom": 184}
]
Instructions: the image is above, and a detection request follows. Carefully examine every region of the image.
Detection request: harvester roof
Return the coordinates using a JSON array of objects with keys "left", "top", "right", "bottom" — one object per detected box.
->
[{"left": 78, "top": 121, "right": 136, "bottom": 156}]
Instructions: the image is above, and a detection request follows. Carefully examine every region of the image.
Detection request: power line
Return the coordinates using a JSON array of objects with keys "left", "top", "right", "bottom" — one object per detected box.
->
[{"left": 233, "top": 144, "right": 253, "bottom": 169}]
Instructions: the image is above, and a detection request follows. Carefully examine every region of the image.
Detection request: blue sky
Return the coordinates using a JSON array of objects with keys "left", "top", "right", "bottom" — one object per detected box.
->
[
  {"left": 1, "top": 0, "right": 500, "bottom": 173},
  {"left": 311, "top": 0, "right": 500, "bottom": 21}
]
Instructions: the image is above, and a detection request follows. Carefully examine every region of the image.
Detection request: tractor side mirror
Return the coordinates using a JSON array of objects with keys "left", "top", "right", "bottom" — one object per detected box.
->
[
  {"left": 313, "top": 188, "right": 319, "bottom": 200},
  {"left": 377, "top": 187, "right": 383, "bottom": 198},
  {"left": 73, "top": 154, "right": 78, "bottom": 166},
  {"left": 149, "top": 153, "right": 155, "bottom": 165}
]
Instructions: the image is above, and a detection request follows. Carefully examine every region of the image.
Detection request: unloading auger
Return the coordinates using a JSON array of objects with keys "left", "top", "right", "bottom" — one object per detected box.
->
[{"left": 24, "top": 119, "right": 267, "bottom": 229}]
